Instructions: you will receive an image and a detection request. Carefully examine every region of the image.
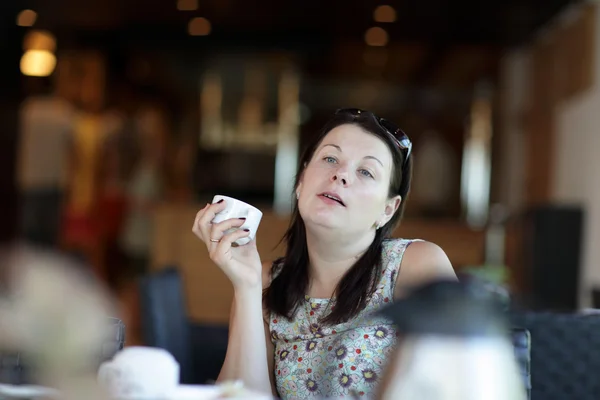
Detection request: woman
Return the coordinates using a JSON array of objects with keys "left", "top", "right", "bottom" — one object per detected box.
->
[{"left": 192, "top": 108, "right": 457, "bottom": 399}]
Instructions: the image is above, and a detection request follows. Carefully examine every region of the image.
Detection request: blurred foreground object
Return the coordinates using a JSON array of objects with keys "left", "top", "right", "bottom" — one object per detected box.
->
[
  {"left": 0, "top": 244, "right": 116, "bottom": 399},
  {"left": 376, "top": 280, "right": 526, "bottom": 400}
]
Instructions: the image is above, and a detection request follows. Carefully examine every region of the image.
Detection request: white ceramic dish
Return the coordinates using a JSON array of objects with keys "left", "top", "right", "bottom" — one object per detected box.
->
[{"left": 0, "top": 384, "right": 60, "bottom": 399}]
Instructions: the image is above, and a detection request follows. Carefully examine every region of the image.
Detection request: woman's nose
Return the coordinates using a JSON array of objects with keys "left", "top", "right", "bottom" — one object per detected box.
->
[{"left": 331, "top": 168, "right": 350, "bottom": 186}]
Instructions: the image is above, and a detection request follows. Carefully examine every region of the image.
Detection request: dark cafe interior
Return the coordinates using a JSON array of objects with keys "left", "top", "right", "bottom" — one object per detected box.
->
[{"left": 1, "top": 0, "right": 600, "bottom": 399}]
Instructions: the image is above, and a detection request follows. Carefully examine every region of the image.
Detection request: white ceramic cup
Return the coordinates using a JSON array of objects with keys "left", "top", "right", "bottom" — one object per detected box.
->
[
  {"left": 211, "top": 195, "right": 263, "bottom": 246},
  {"left": 97, "top": 347, "right": 179, "bottom": 399}
]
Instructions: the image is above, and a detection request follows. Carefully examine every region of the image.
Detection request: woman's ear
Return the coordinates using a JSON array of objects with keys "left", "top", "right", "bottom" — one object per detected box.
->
[{"left": 382, "top": 195, "right": 402, "bottom": 225}]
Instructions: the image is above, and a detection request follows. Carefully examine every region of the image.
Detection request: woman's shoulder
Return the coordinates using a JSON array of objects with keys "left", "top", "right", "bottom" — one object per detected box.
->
[
  {"left": 382, "top": 237, "right": 453, "bottom": 272},
  {"left": 393, "top": 239, "right": 457, "bottom": 298},
  {"left": 401, "top": 240, "right": 452, "bottom": 267}
]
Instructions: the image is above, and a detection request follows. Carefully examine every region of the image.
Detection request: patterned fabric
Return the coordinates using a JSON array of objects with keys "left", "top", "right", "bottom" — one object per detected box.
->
[{"left": 269, "top": 238, "right": 418, "bottom": 399}]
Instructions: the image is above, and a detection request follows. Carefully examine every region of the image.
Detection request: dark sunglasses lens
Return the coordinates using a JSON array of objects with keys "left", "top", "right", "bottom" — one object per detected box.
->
[
  {"left": 380, "top": 119, "right": 409, "bottom": 144},
  {"left": 336, "top": 108, "right": 363, "bottom": 116},
  {"left": 379, "top": 119, "right": 399, "bottom": 135}
]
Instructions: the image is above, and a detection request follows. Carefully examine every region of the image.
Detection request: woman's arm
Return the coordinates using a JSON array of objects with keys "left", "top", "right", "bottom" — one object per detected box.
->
[
  {"left": 393, "top": 241, "right": 457, "bottom": 299},
  {"left": 217, "top": 262, "right": 276, "bottom": 396}
]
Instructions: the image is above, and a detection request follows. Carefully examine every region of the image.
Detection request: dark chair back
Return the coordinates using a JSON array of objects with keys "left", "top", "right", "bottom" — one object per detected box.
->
[
  {"left": 512, "top": 328, "right": 531, "bottom": 400},
  {"left": 189, "top": 323, "right": 229, "bottom": 383},
  {"left": 511, "top": 311, "right": 600, "bottom": 400},
  {"left": 139, "top": 267, "right": 193, "bottom": 383}
]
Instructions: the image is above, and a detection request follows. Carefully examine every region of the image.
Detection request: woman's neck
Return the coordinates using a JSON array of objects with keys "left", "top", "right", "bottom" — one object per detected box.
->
[{"left": 305, "top": 227, "right": 375, "bottom": 296}]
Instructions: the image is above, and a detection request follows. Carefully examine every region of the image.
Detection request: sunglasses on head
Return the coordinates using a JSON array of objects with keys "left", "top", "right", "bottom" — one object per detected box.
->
[{"left": 335, "top": 108, "right": 412, "bottom": 166}]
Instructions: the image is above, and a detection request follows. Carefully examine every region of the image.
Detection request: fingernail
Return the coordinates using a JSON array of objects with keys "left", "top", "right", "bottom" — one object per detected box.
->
[
  {"left": 238, "top": 217, "right": 246, "bottom": 220},
  {"left": 217, "top": 199, "right": 224, "bottom": 204},
  {"left": 243, "top": 229, "right": 250, "bottom": 232}
]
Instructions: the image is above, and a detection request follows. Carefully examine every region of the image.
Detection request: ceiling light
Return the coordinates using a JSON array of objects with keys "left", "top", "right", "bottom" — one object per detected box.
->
[
  {"left": 23, "top": 30, "right": 56, "bottom": 52},
  {"left": 374, "top": 5, "right": 397, "bottom": 23},
  {"left": 365, "top": 27, "right": 389, "bottom": 47},
  {"left": 17, "top": 9, "right": 37, "bottom": 27},
  {"left": 20, "top": 50, "right": 57, "bottom": 77},
  {"left": 188, "top": 17, "right": 211, "bottom": 36}
]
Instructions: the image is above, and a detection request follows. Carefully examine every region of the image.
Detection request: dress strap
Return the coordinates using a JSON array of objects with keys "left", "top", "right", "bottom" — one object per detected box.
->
[{"left": 383, "top": 238, "right": 423, "bottom": 298}]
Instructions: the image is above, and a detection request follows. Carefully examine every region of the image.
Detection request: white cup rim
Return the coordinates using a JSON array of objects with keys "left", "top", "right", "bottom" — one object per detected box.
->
[{"left": 212, "top": 195, "right": 263, "bottom": 215}]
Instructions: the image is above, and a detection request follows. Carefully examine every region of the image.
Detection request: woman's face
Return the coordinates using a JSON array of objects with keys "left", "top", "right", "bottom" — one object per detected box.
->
[{"left": 297, "top": 124, "right": 401, "bottom": 235}]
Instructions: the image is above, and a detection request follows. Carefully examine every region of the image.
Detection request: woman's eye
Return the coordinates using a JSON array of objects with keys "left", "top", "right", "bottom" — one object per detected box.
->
[
  {"left": 359, "top": 169, "right": 374, "bottom": 178},
  {"left": 323, "top": 156, "right": 337, "bottom": 164}
]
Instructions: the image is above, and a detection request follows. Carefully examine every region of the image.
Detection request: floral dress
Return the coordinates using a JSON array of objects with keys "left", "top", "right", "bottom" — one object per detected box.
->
[{"left": 269, "top": 238, "right": 419, "bottom": 399}]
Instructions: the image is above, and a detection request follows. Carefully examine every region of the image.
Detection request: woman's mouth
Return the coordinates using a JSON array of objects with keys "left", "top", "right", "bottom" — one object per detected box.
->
[{"left": 318, "top": 192, "right": 345, "bottom": 206}]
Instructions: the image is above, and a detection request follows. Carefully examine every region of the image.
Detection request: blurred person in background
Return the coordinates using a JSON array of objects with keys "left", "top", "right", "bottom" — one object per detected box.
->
[
  {"left": 193, "top": 108, "right": 457, "bottom": 399},
  {"left": 61, "top": 79, "right": 121, "bottom": 278},
  {"left": 97, "top": 84, "right": 140, "bottom": 291},
  {"left": 97, "top": 147, "right": 129, "bottom": 291},
  {"left": 17, "top": 77, "right": 75, "bottom": 249},
  {"left": 119, "top": 102, "right": 167, "bottom": 280}
]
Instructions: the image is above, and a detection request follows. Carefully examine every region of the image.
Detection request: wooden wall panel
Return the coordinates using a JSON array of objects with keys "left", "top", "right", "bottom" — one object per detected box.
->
[
  {"left": 555, "top": 4, "right": 596, "bottom": 102},
  {"left": 524, "top": 3, "right": 596, "bottom": 206},
  {"left": 500, "top": 3, "right": 596, "bottom": 294}
]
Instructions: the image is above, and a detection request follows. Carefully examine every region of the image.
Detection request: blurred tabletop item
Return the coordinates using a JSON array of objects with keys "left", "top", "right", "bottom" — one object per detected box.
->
[
  {"left": 0, "top": 244, "right": 116, "bottom": 400},
  {"left": 376, "top": 280, "right": 526, "bottom": 400}
]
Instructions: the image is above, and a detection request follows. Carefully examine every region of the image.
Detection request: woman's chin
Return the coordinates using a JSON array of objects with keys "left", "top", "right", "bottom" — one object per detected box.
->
[{"left": 303, "top": 215, "right": 344, "bottom": 232}]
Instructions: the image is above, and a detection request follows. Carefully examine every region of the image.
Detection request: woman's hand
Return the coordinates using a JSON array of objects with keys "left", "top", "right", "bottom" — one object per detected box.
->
[{"left": 192, "top": 201, "right": 263, "bottom": 290}]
